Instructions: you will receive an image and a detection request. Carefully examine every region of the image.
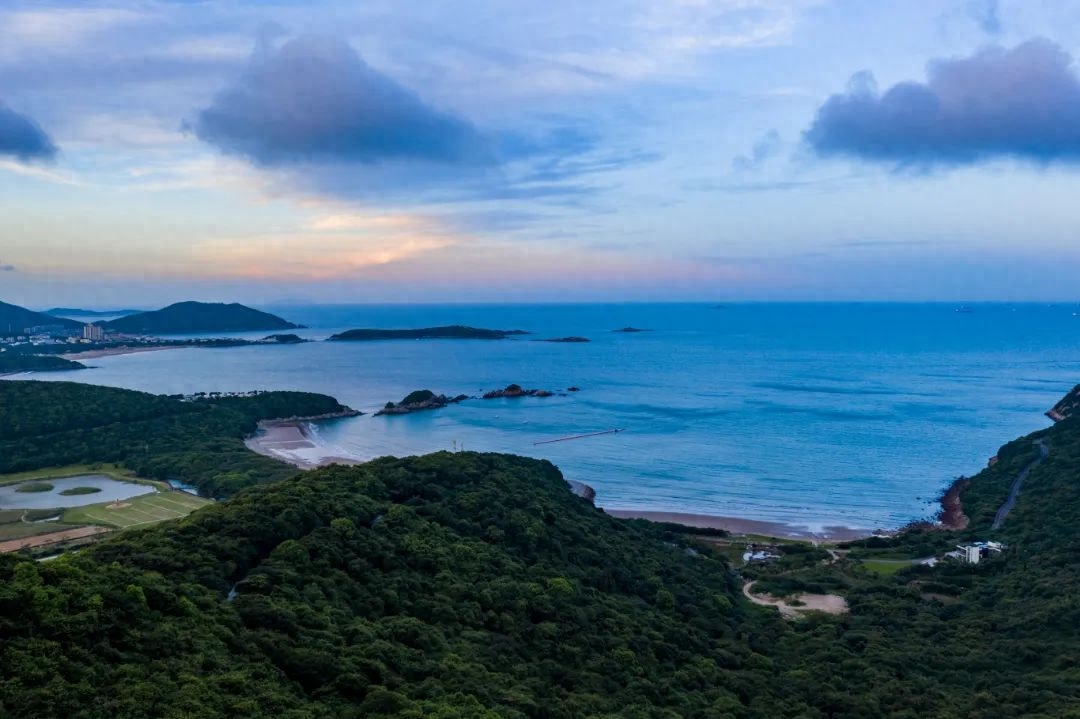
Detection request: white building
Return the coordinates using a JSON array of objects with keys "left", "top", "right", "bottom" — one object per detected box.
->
[
  {"left": 946, "top": 540, "right": 1005, "bottom": 565},
  {"left": 82, "top": 323, "right": 105, "bottom": 342}
]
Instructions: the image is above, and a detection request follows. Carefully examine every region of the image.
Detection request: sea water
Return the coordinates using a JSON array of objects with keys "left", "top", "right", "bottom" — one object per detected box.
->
[{"left": 19, "top": 303, "right": 1080, "bottom": 531}]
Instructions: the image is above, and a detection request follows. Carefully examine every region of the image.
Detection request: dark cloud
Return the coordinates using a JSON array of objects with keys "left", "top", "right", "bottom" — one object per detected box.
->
[
  {"left": 967, "top": 0, "right": 1002, "bottom": 35},
  {"left": 805, "top": 39, "right": 1080, "bottom": 167},
  {"left": 732, "top": 130, "right": 781, "bottom": 171},
  {"left": 190, "top": 35, "right": 491, "bottom": 166},
  {"left": 0, "top": 102, "right": 57, "bottom": 162}
]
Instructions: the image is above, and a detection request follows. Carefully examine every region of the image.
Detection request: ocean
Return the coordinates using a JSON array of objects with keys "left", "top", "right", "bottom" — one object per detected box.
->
[{"left": 21, "top": 303, "right": 1080, "bottom": 532}]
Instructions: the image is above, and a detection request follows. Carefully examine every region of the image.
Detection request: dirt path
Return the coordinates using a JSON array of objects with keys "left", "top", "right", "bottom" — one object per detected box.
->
[
  {"left": 0, "top": 526, "right": 110, "bottom": 554},
  {"left": 991, "top": 440, "right": 1047, "bottom": 530},
  {"left": 742, "top": 580, "right": 848, "bottom": 618}
]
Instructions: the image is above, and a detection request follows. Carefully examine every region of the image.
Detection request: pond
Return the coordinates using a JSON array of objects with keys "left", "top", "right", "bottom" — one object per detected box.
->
[{"left": 0, "top": 475, "right": 157, "bottom": 509}]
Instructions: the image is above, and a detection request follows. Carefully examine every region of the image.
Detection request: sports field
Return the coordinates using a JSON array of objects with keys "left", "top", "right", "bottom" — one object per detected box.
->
[{"left": 63, "top": 491, "right": 212, "bottom": 529}]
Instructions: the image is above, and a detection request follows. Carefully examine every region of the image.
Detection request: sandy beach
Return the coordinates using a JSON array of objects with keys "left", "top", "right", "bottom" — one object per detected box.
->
[
  {"left": 245, "top": 423, "right": 880, "bottom": 541},
  {"left": 606, "top": 509, "right": 876, "bottom": 541},
  {"left": 61, "top": 346, "right": 183, "bottom": 360},
  {"left": 245, "top": 420, "right": 363, "bottom": 469}
]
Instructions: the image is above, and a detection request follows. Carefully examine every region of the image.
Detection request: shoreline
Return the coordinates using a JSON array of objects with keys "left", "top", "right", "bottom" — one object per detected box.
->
[
  {"left": 605, "top": 509, "right": 879, "bottom": 541},
  {"left": 245, "top": 422, "right": 885, "bottom": 540},
  {"left": 245, "top": 419, "right": 364, "bottom": 469},
  {"left": 61, "top": 346, "right": 184, "bottom": 360}
]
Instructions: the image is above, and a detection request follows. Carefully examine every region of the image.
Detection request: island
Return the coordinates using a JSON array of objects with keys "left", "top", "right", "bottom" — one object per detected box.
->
[
  {"left": 482, "top": 383, "right": 555, "bottom": 399},
  {"left": 536, "top": 336, "right": 591, "bottom": 343},
  {"left": 613, "top": 326, "right": 650, "bottom": 333},
  {"left": 259, "top": 334, "right": 307, "bottom": 344},
  {"left": 330, "top": 325, "right": 530, "bottom": 341},
  {"left": 375, "top": 389, "right": 469, "bottom": 415},
  {"left": 104, "top": 301, "right": 303, "bottom": 334}
]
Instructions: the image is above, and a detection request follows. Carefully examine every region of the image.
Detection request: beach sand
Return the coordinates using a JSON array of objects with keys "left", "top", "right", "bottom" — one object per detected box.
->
[
  {"left": 245, "top": 421, "right": 362, "bottom": 469},
  {"left": 61, "top": 346, "right": 182, "bottom": 360},
  {"left": 606, "top": 510, "right": 875, "bottom": 541},
  {"left": 245, "top": 424, "right": 879, "bottom": 541}
]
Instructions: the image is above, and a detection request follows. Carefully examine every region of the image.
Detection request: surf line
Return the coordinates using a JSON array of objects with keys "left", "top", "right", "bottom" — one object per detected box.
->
[{"left": 533, "top": 428, "right": 625, "bottom": 446}]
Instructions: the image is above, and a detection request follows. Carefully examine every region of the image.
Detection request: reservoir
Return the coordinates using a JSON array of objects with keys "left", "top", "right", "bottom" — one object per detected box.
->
[{"left": 0, "top": 475, "right": 157, "bottom": 509}]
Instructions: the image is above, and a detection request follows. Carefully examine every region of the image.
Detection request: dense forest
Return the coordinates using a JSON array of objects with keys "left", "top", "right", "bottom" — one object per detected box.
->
[
  {"left": 0, "top": 381, "right": 1078, "bottom": 717},
  {"left": 0, "top": 353, "right": 86, "bottom": 374},
  {"left": 0, "top": 381, "right": 350, "bottom": 497}
]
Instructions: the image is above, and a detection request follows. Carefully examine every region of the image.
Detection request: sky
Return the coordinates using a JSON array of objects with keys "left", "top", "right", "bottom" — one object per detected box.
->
[{"left": 3, "top": 0, "right": 1080, "bottom": 307}]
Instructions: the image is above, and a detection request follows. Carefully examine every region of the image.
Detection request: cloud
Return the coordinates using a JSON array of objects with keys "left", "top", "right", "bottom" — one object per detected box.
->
[
  {"left": 732, "top": 130, "right": 782, "bottom": 171},
  {"left": 190, "top": 34, "right": 491, "bottom": 167},
  {"left": 805, "top": 39, "right": 1080, "bottom": 167},
  {"left": 0, "top": 102, "right": 57, "bottom": 162},
  {"left": 967, "top": 0, "right": 1002, "bottom": 35}
]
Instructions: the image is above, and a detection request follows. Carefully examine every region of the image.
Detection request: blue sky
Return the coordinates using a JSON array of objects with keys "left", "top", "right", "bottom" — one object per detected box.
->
[{"left": 2, "top": 0, "right": 1080, "bottom": 306}]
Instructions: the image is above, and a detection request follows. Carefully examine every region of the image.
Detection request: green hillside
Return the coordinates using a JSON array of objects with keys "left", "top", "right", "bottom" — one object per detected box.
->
[
  {"left": 0, "top": 381, "right": 1078, "bottom": 717},
  {"left": 0, "top": 300, "right": 82, "bottom": 334},
  {"left": 0, "top": 381, "right": 350, "bottom": 497},
  {"left": 104, "top": 302, "right": 300, "bottom": 335}
]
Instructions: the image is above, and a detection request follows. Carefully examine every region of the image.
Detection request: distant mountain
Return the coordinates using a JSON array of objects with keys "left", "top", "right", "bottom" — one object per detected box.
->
[
  {"left": 45, "top": 307, "right": 142, "bottom": 318},
  {"left": 330, "top": 325, "right": 530, "bottom": 341},
  {"left": 104, "top": 302, "right": 301, "bottom": 335},
  {"left": 0, "top": 300, "right": 82, "bottom": 334}
]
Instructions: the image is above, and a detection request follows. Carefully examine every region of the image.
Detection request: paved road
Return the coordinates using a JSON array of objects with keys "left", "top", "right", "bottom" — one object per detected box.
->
[{"left": 991, "top": 440, "right": 1048, "bottom": 530}]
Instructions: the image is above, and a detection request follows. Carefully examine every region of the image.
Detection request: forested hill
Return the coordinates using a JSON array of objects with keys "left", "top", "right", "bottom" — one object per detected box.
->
[
  {"left": 0, "top": 452, "right": 772, "bottom": 718},
  {"left": 1, "top": 382, "right": 1080, "bottom": 716},
  {"left": 104, "top": 302, "right": 300, "bottom": 334},
  {"left": 0, "top": 300, "right": 82, "bottom": 333},
  {"left": 0, "top": 381, "right": 350, "bottom": 497}
]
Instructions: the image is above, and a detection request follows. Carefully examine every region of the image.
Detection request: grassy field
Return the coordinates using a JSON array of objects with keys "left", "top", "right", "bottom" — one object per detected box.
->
[
  {"left": 63, "top": 492, "right": 212, "bottom": 529},
  {"left": 860, "top": 559, "right": 913, "bottom": 576},
  {"left": 0, "top": 463, "right": 142, "bottom": 486}
]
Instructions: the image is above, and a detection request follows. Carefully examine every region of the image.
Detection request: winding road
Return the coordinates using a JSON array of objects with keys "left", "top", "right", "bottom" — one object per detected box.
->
[{"left": 991, "top": 440, "right": 1048, "bottom": 531}]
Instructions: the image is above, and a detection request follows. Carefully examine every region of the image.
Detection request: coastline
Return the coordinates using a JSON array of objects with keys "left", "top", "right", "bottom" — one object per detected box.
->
[
  {"left": 245, "top": 425, "right": 887, "bottom": 541},
  {"left": 61, "top": 346, "right": 183, "bottom": 360},
  {"left": 245, "top": 419, "right": 364, "bottom": 469},
  {"left": 605, "top": 509, "right": 878, "bottom": 541}
]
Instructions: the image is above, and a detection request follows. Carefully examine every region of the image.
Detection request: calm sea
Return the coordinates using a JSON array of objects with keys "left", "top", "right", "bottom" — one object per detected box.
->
[{"left": 21, "top": 303, "right": 1080, "bottom": 531}]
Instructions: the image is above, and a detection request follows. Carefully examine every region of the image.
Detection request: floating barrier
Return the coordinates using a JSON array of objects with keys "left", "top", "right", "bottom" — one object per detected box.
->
[{"left": 533, "top": 428, "right": 624, "bottom": 446}]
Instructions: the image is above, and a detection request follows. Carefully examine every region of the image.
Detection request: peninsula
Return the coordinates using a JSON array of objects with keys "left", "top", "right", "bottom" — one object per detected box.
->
[{"left": 330, "top": 325, "right": 530, "bottom": 341}]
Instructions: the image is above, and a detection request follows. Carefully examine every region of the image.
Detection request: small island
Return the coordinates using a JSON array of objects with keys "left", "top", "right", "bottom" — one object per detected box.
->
[
  {"left": 376, "top": 389, "right": 469, "bottom": 415},
  {"left": 59, "top": 486, "right": 103, "bottom": 496},
  {"left": 259, "top": 334, "right": 306, "bottom": 344},
  {"left": 536, "top": 336, "right": 591, "bottom": 343},
  {"left": 482, "top": 383, "right": 555, "bottom": 399},
  {"left": 330, "top": 326, "right": 530, "bottom": 341},
  {"left": 613, "top": 327, "right": 650, "bottom": 333}
]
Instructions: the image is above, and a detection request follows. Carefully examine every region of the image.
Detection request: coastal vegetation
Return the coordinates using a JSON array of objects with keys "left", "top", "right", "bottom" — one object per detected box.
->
[
  {"left": 0, "top": 381, "right": 1077, "bottom": 716},
  {"left": 0, "top": 353, "right": 85, "bottom": 374},
  {"left": 330, "top": 325, "right": 530, "bottom": 341},
  {"left": 0, "top": 381, "right": 352, "bottom": 498}
]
